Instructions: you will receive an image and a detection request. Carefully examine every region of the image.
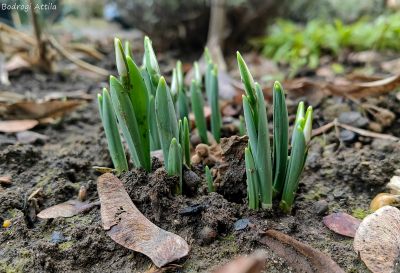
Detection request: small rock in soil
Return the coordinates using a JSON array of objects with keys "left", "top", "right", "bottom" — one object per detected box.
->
[
  {"left": 0, "top": 175, "right": 12, "bottom": 186},
  {"left": 338, "top": 111, "right": 369, "bottom": 128},
  {"left": 234, "top": 219, "right": 250, "bottom": 231},
  {"left": 16, "top": 131, "right": 49, "bottom": 144},
  {"left": 323, "top": 103, "right": 351, "bottom": 121},
  {"left": 339, "top": 130, "right": 357, "bottom": 143},
  {"left": 179, "top": 204, "right": 206, "bottom": 216},
  {"left": 51, "top": 231, "right": 67, "bottom": 244},
  {"left": 371, "top": 139, "right": 397, "bottom": 152},
  {"left": 183, "top": 168, "right": 201, "bottom": 196},
  {"left": 199, "top": 226, "right": 218, "bottom": 245},
  {"left": 313, "top": 200, "right": 329, "bottom": 216}
]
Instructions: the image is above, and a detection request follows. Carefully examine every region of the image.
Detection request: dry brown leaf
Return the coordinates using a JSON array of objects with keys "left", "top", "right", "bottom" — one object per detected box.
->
[
  {"left": 354, "top": 206, "right": 400, "bottom": 273},
  {"left": 0, "top": 119, "right": 38, "bottom": 133},
  {"left": 212, "top": 252, "right": 266, "bottom": 273},
  {"left": 37, "top": 200, "right": 99, "bottom": 219},
  {"left": 323, "top": 212, "right": 361, "bottom": 238},
  {"left": 260, "top": 230, "right": 345, "bottom": 273},
  {"left": 97, "top": 173, "right": 190, "bottom": 268},
  {"left": 5, "top": 100, "right": 83, "bottom": 120}
]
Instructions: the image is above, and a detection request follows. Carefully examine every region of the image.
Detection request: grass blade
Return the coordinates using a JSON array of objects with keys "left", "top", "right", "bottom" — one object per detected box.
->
[
  {"left": 236, "top": 52, "right": 256, "bottom": 106},
  {"left": 242, "top": 95, "right": 258, "bottom": 159}
]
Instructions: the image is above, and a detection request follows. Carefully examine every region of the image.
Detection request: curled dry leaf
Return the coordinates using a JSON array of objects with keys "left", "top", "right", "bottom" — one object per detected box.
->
[
  {"left": 212, "top": 252, "right": 266, "bottom": 273},
  {"left": 260, "top": 230, "right": 345, "bottom": 273},
  {"left": 323, "top": 212, "right": 361, "bottom": 238},
  {"left": 0, "top": 119, "right": 38, "bottom": 133},
  {"left": 37, "top": 200, "right": 99, "bottom": 219},
  {"left": 97, "top": 173, "right": 190, "bottom": 268},
  {"left": 354, "top": 206, "right": 400, "bottom": 273},
  {"left": 4, "top": 100, "right": 83, "bottom": 120}
]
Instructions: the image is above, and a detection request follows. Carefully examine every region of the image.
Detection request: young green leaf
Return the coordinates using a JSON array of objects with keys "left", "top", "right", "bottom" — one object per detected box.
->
[
  {"left": 236, "top": 51, "right": 256, "bottom": 106},
  {"left": 126, "top": 56, "right": 151, "bottom": 171},
  {"left": 114, "top": 38, "right": 128, "bottom": 77},
  {"left": 272, "top": 81, "right": 288, "bottom": 196},
  {"left": 109, "top": 76, "right": 141, "bottom": 168},
  {"left": 190, "top": 79, "right": 208, "bottom": 144},
  {"left": 99, "top": 88, "right": 128, "bottom": 173},
  {"left": 205, "top": 166, "right": 215, "bottom": 192},
  {"left": 303, "top": 106, "right": 313, "bottom": 144},
  {"left": 280, "top": 125, "right": 307, "bottom": 213},
  {"left": 149, "top": 95, "right": 161, "bottom": 150},
  {"left": 209, "top": 67, "right": 221, "bottom": 142},
  {"left": 255, "top": 83, "right": 273, "bottom": 209},
  {"left": 245, "top": 147, "right": 259, "bottom": 209},
  {"left": 144, "top": 36, "right": 161, "bottom": 87},
  {"left": 167, "top": 138, "right": 183, "bottom": 194},
  {"left": 155, "top": 77, "right": 179, "bottom": 170},
  {"left": 182, "top": 117, "right": 191, "bottom": 167},
  {"left": 194, "top": 62, "right": 202, "bottom": 86},
  {"left": 124, "top": 40, "right": 132, "bottom": 59}
]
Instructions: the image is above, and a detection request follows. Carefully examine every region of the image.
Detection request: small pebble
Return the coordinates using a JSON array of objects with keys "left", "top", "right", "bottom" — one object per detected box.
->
[
  {"left": 78, "top": 186, "right": 87, "bottom": 201},
  {"left": 338, "top": 111, "right": 369, "bottom": 128},
  {"left": 0, "top": 176, "right": 12, "bottom": 186},
  {"left": 313, "top": 200, "right": 329, "bottom": 216},
  {"left": 368, "top": 122, "right": 382, "bottom": 133},
  {"left": 199, "top": 226, "right": 217, "bottom": 245},
  {"left": 234, "top": 219, "right": 250, "bottom": 231},
  {"left": 179, "top": 204, "right": 206, "bottom": 216},
  {"left": 51, "top": 231, "right": 67, "bottom": 244},
  {"left": 339, "top": 130, "right": 357, "bottom": 143}
]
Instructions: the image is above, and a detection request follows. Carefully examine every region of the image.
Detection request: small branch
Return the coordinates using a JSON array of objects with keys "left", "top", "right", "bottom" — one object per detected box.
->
[{"left": 48, "top": 36, "right": 109, "bottom": 77}]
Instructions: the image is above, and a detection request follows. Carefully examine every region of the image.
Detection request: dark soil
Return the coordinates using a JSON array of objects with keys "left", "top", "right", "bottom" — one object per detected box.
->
[{"left": 1, "top": 56, "right": 400, "bottom": 273}]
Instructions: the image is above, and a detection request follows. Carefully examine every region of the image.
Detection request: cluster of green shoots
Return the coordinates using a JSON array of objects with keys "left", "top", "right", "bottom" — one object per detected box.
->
[
  {"left": 98, "top": 37, "right": 220, "bottom": 194},
  {"left": 237, "top": 53, "right": 313, "bottom": 213}
]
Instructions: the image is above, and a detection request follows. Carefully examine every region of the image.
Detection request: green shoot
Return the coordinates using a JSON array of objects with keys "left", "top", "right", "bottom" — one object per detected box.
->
[
  {"left": 272, "top": 81, "right": 288, "bottom": 196},
  {"left": 237, "top": 53, "right": 313, "bottom": 212},
  {"left": 205, "top": 166, "right": 215, "bottom": 193},
  {"left": 179, "top": 117, "right": 191, "bottom": 167},
  {"left": 155, "top": 77, "right": 179, "bottom": 170},
  {"left": 167, "top": 138, "right": 183, "bottom": 194},
  {"left": 176, "top": 61, "right": 189, "bottom": 120},
  {"left": 205, "top": 50, "right": 222, "bottom": 142},
  {"left": 190, "top": 79, "right": 208, "bottom": 144},
  {"left": 98, "top": 88, "right": 128, "bottom": 173},
  {"left": 238, "top": 115, "right": 245, "bottom": 136}
]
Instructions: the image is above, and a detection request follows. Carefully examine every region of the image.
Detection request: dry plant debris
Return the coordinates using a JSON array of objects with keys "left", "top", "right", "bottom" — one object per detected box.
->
[
  {"left": 97, "top": 173, "right": 190, "bottom": 268},
  {"left": 37, "top": 200, "right": 99, "bottom": 219},
  {"left": 260, "top": 230, "right": 345, "bottom": 273},
  {"left": 212, "top": 252, "right": 266, "bottom": 273},
  {"left": 354, "top": 206, "right": 400, "bottom": 273},
  {"left": 323, "top": 212, "right": 361, "bottom": 238}
]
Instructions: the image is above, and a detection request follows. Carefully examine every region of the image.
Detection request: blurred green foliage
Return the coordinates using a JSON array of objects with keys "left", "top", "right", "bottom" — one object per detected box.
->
[{"left": 260, "top": 13, "right": 400, "bottom": 76}]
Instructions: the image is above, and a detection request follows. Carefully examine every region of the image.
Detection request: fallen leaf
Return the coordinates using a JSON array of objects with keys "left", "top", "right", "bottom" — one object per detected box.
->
[
  {"left": 16, "top": 131, "right": 49, "bottom": 144},
  {"left": 260, "top": 230, "right": 345, "bottom": 273},
  {"left": 323, "top": 212, "right": 361, "bottom": 238},
  {"left": 212, "top": 252, "right": 266, "bottom": 273},
  {"left": 5, "top": 100, "right": 83, "bottom": 120},
  {"left": 0, "top": 119, "right": 38, "bottom": 133},
  {"left": 37, "top": 200, "right": 99, "bottom": 219},
  {"left": 354, "top": 206, "right": 400, "bottom": 273},
  {"left": 97, "top": 173, "right": 190, "bottom": 267}
]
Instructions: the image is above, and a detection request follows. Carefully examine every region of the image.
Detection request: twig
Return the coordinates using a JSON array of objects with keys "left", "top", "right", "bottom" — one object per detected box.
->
[
  {"left": 312, "top": 119, "right": 399, "bottom": 141},
  {"left": 48, "top": 36, "right": 109, "bottom": 77}
]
